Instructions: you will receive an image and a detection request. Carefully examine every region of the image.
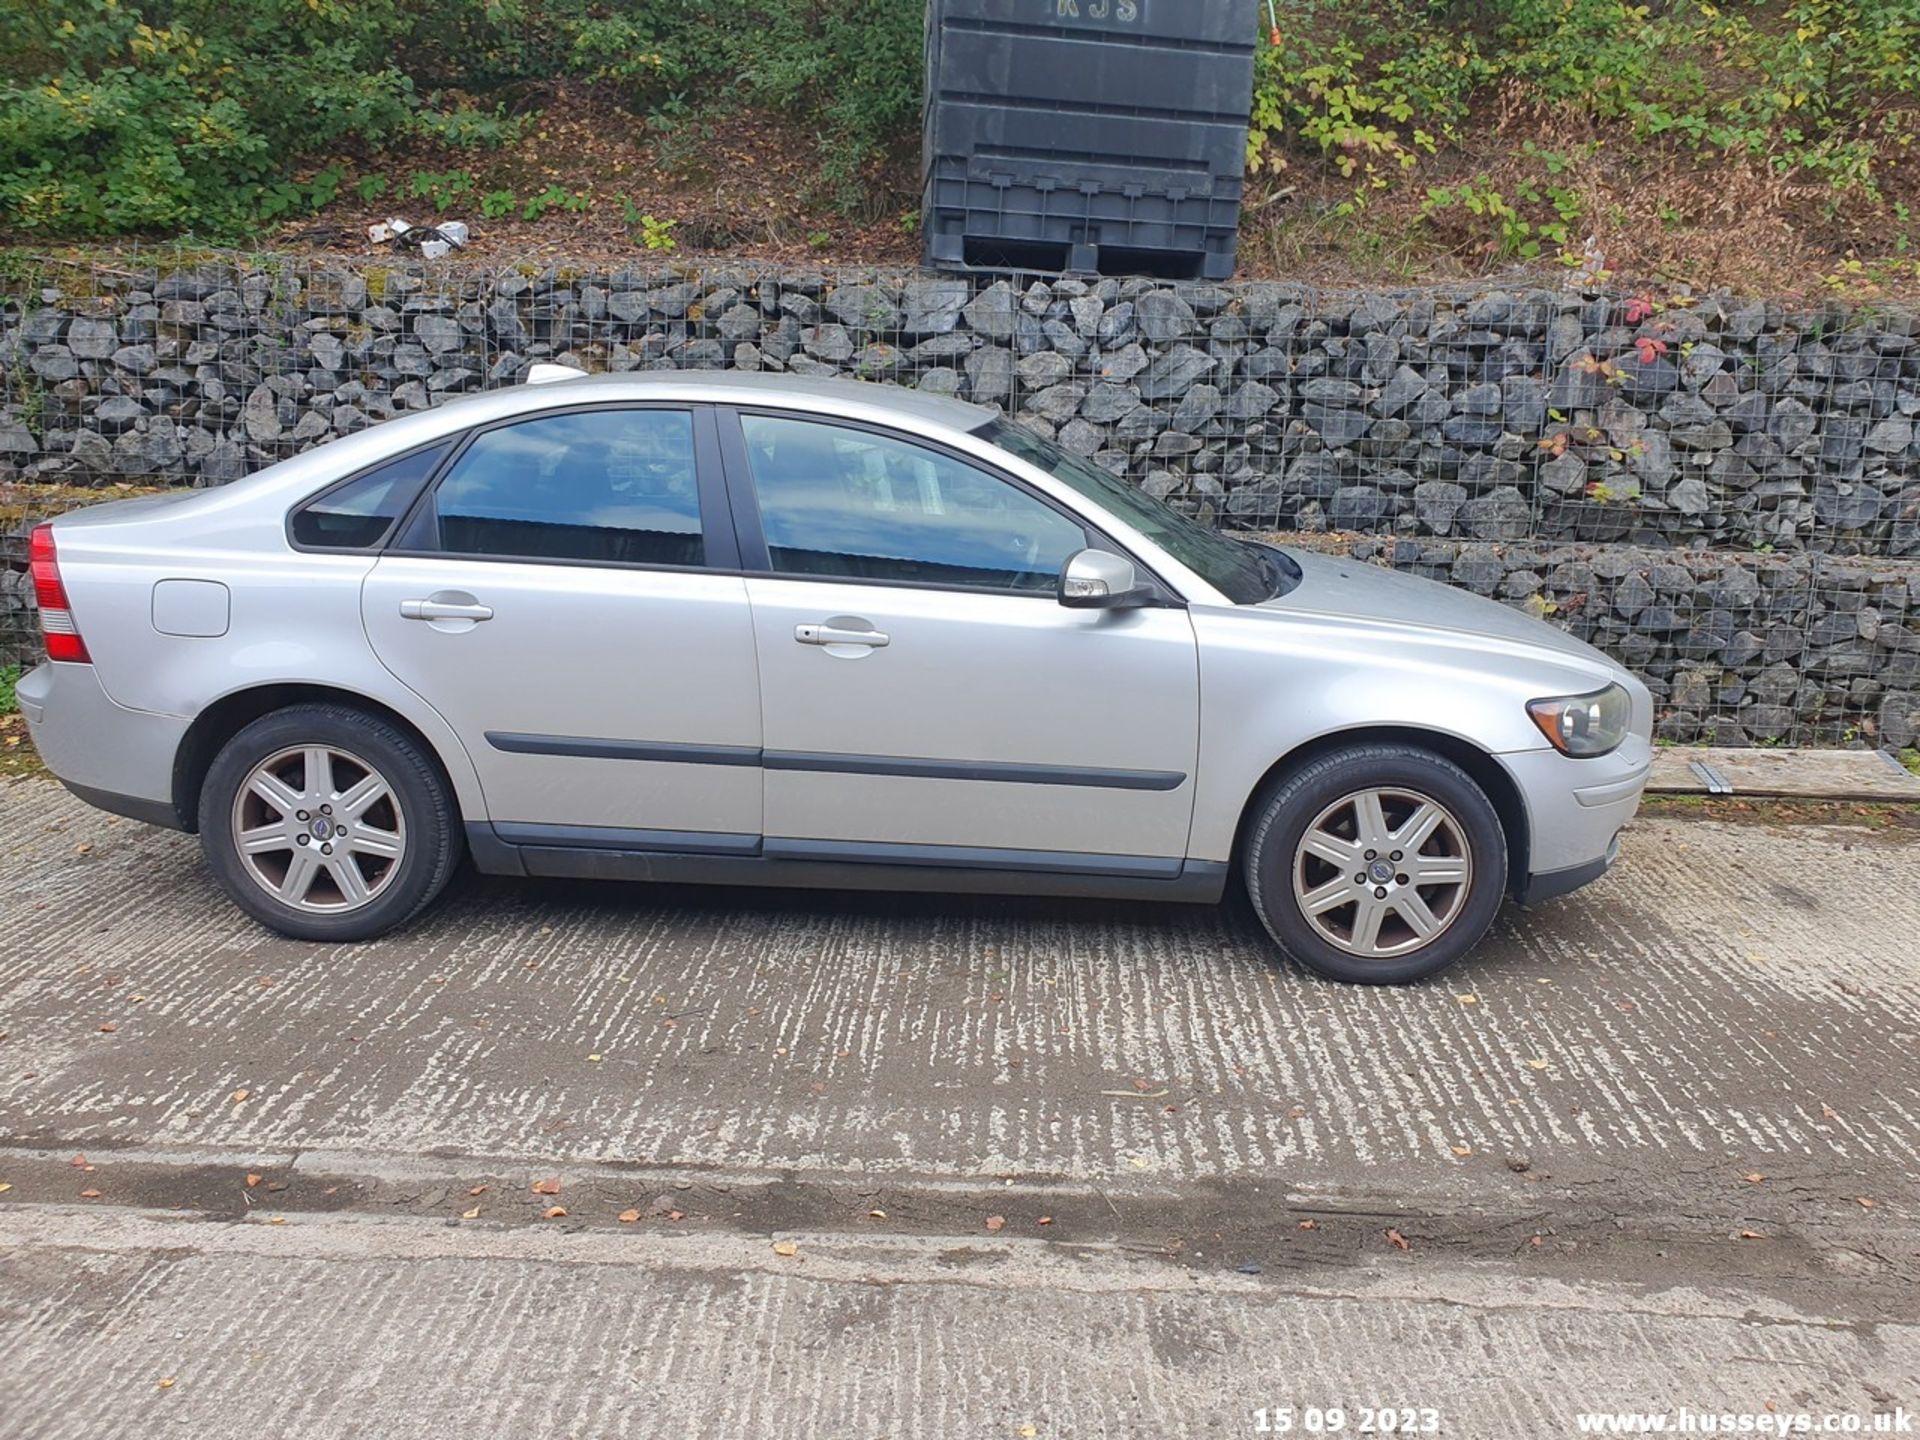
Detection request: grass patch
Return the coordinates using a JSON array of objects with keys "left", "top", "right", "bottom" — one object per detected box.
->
[
  {"left": 1641, "top": 794, "right": 1919, "bottom": 833},
  {"left": 0, "top": 665, "right": 17, "bottom": 715},
  {"left": 0, "top": 714, "right": 41, "bottom": 779},
  {"left": 1900, "top": 748, "right": 1920, "bottom": 778}
]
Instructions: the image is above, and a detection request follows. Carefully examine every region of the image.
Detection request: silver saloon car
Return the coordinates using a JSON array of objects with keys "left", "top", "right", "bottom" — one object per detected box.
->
[{"left": 19, "top": 371, "right": 1651, "bottom": 984}]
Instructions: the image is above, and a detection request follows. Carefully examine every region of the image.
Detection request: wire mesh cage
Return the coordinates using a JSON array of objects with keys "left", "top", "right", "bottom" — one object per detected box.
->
[{"left": 2, "top": 250, "right": 1916, "bottom": 751}]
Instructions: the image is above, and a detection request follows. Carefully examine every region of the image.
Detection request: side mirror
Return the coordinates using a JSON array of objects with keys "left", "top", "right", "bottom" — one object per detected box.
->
[{"left": 1058, "top": 548, "right": 1152, "bottom": 610}]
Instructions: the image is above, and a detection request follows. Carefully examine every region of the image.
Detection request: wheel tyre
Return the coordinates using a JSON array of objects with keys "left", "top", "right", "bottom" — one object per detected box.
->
[
  {"left": 200, "top": 703, "right": 463, "bottom": 942},
  {"left": 1243, "top": 743, "right": 1508, "bottom": 985}
]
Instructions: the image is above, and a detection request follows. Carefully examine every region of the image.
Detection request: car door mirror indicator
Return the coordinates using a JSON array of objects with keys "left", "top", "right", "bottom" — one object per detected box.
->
[{"left": 1058, "top": 548, "right": 1150, "bottom": 610}]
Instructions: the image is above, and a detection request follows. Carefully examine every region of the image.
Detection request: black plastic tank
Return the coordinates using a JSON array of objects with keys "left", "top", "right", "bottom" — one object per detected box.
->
[{"left": 923, "top": 0, "right": 1257, "bottom": 281}]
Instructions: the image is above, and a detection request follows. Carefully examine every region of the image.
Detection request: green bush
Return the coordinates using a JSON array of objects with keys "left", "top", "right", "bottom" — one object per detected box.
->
[
  {"left": 0, "top": 0, "right": 926, "bottom": 238},
  {"left": 6, "top": 0, "right": 1916, "bottom": 243},
  {"left": 0, "top": 0, "right": 422, "bottom": 237},
  {"left": 1251, "top": 0, "right": 1920, "bottom": 196}
]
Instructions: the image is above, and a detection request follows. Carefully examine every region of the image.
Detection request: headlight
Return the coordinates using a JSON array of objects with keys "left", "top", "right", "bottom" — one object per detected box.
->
[{"left": 1527, "top": 684, "right": 1632, "bottom": 757}]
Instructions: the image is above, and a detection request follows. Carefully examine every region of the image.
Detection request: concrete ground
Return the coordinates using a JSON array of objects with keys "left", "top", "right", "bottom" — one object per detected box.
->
[{"left": 1, "top": 774, "right": 1916, "bottom": 1438}]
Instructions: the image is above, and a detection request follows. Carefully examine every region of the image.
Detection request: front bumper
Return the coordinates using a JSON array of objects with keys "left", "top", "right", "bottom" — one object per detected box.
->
[
  {"left": 16, "top": 662, "right": 190, "bottom": 830},
  {"left": 1499, "top": 735, "right": 1650, "bottom": 905}
]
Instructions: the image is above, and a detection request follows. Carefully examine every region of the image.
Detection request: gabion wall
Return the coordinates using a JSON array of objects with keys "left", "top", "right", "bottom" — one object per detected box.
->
[{"left": 2, "top": 254, "right": 1917, "bottom": 750}]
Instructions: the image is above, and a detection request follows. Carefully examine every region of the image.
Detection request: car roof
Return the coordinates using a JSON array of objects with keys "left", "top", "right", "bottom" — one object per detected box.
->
[{"left": 497, "top": 370, "right": 1000, "bottom": 434}]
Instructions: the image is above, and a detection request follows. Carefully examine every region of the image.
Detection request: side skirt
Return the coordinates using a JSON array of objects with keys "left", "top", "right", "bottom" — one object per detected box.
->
[{"left": 464, "top": 824, "right": 1229, "bottom": 905}]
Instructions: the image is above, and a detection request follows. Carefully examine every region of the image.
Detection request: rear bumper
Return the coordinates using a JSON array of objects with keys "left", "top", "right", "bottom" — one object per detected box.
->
[{"left": 17, "top": 662, "right": 189, "bottom": 830}]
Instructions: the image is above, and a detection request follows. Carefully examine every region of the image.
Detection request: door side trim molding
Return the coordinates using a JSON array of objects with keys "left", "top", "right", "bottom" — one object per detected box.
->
[
  {"left": 483, "top": 731, "right": 1187, "bottom": 792},
  {"left": 762, "top": 836, "right": 1185, "bottom": 879},
  {"left": 762, "top": 750, "right": 1186, "bottom": 792},
  {"left": 485, "top": 732, "right": 762, "bottom": 767},
  {"left": 490, "top": 821, "right": 762, "bottom": 856}
]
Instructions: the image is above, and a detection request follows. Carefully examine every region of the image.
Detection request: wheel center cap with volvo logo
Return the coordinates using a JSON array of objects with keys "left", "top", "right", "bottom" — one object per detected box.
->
[
  {"left": 1369, "top": 859, "right": 1395, "bottom": 884},
  {"left": 310, "top": 816, "right": 336, "bottom": 841}
]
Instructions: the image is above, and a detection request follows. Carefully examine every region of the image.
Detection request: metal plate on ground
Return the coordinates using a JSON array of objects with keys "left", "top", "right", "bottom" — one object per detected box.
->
[{"left": 1648, "top": 747, "right": 1920, "bottom": 801}]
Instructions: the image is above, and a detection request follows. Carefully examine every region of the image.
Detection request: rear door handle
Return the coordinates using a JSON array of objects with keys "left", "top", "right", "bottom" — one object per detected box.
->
[
  {"left": 795, "top": 622, "right": 889, "bottom": 648},
  {"left": 401, "top": 597, "right": 494, "bottom": 622}
]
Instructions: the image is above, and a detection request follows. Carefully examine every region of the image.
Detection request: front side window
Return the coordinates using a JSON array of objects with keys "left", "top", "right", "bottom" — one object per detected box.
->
[
  {"left": 975, "top": 419, "right": 1280, "bottom": 604},
  {"left": 428, "top": 409, "right": 704, "bottom": 567},
  {"left": 740, "top": 414, "right": 1087, "bottom": 593},
  {"left": 292, "top": 442, "right": 450, "bottom": 549}
]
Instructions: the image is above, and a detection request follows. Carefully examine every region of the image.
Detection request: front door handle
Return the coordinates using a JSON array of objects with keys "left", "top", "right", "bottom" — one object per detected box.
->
[
  {"left": 795, "top": 622, "right": 889, "bottom": 649},
  {"left": 401, "top": 596, "right": 494, "bottom": 622}
]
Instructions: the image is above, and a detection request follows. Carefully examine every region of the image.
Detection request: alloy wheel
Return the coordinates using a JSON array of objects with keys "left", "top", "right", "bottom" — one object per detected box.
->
[
  {"left": 229, "top": 745, "right": 407, "bottom": 913},
  {"left": 1291, "top": 787, "right": 1474, "bottom": 959}
]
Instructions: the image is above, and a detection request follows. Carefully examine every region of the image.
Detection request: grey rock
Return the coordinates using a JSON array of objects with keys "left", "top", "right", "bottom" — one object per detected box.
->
[
  {"left": 1304, "top": 406, "right": 1370, "bottom": 447},
  {"left": 715, "top": 303, "right": 761, "bottom": 344},
  {"left": 1136, "top": 346, "right": 1214, "bottom": 401},
  {"left": 1376, "top": 365, "right": 1428, "bottom": 417},
  {"left": 1302, "top": 377, "right": 1363, "bottom": 406},
  {"left": 1017, "top": 352, "right": 1073, "bottom": 389},
  {"left": 93, "top": 396, "right": 147, "bottom": 432},
  {"left": 1460, "top": 487, "right": 1531, "bottom": 540},
  {"left": 1769, "top": 398, "right": 1819, "bottom": 450},
  {"left": 67, "top": 317, "right": 118, "bottom": 360},
  {"left": 1414, "top": 481, "right": 1469, "bottom": 534},
  {"left": 1135, "top": 291, "right": 1197, "bottom": 343},
  {"left": 826, "top": 284, "right": 901, "bottom": 333},
  {"left": 901, "top": 277, "right": 970, "bottom": 337},
  {"left": 1172, "top": 384, "right": 1222, "bottom": 432},
  {"left": 1669, "top": 476, "right": 1711, "bottom": 515},
  {"left": 1097, "top": 343, "right": 1149, "bottom": 384},
  {"left": 963, "top": 282, "right": 1019, "bottom": 339},
  {"left": 965, "top": 345, "right": 1014, "bottom": 403},
  {"left": 1024, "top": 383, "right": 1088, "bottom": 424},
  {"left": 801, "top": 324, "right": 854, "bottom": 364},
  {"left": 110, "top": 344, "right": 158, "bottom": 376},
  {"left": 28, "top": 346, "right": 78, "bottom": 383},
  {"left": 1081, "top": 384, "right": 1141, "bottom": 424},
  {"left": 243, "top": 384, "right": 283, "bottom": 443},
  {"left": 413, "top": 315, "right": 463, "bottom": 355},
  {"left": 1330, "top": 486, "right": 1387, "bottom": 529}
]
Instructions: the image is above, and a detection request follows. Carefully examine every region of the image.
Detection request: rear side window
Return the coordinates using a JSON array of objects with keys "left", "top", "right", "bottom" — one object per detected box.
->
[
  {"left": 291, "top": 443, "right": 450, "bottom": 549},
  {"left": 427, "top": 409, "right": 704, "bottom": 567}
]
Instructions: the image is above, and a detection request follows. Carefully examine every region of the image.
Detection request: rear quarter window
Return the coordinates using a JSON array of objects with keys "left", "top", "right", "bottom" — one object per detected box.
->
[{"left": 291, "top": 443, "right": 451, "bottom": 550}]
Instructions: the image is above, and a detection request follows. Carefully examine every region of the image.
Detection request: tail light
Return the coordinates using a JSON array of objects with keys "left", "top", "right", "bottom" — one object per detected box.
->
[{"left": 29, "top": 523, "right": 91, "bottom": 663}]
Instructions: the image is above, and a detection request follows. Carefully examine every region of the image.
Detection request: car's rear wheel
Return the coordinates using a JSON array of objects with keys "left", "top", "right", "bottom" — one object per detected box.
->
[
  {"left": 1244, "top": 743, "right": 1507, "bottom": 985},
  {"left": 200, "top": 704, "right": 461, "bottom": 942}
]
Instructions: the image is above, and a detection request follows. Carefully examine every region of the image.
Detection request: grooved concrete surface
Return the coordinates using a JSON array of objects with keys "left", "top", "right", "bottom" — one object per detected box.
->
[
  {"left": 2, "top": 776, "right": 1919, "bottom": 1438},
  {"left": 1, "top": 1210, "right": 1915, "bottom": 1440}
]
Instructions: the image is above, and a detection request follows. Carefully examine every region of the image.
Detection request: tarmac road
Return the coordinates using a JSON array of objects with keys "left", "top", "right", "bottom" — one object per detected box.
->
[{"left": 0, "top": 775, "right": 1915, "bottom": 1438}]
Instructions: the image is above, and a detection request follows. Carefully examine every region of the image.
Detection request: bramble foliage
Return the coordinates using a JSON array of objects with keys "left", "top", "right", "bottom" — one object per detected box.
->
[
  {"left": 0, "top": 0, "right": 923, "bottom": 238},
  {"left": 0, "top": 0, "right": 422, "bottom": 236},
  {"left": 2, "top": 0, "right": 1915, "bottom": 243},
  {"left": 1248, "top": 0, "right": 1920, "bottom": 256}
]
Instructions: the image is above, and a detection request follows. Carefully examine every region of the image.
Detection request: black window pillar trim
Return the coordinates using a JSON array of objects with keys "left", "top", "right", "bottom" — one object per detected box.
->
[{"left": 712, "top": 404, "right": 772, "bottom": 571}]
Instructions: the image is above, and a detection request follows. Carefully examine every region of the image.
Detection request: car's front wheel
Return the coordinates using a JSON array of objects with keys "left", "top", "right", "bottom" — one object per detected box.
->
[
  {"left": 1244, "top": 743, "right": 1508, "bottom": 985},
  {"left": 200, "top": 703, "right": 462, "bottom": 942}
]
